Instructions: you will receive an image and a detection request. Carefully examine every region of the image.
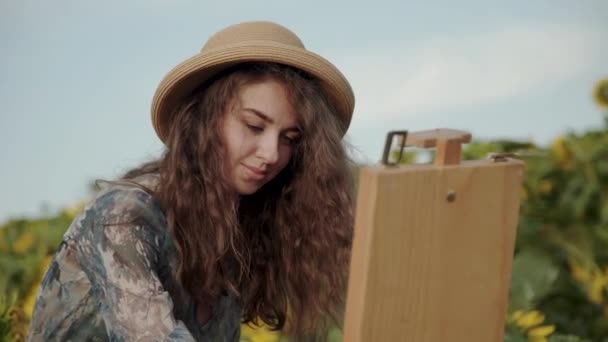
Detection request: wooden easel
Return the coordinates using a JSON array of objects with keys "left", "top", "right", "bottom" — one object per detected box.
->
[{"left": 344, "top": 129, "right": 524, "bottom": 341}]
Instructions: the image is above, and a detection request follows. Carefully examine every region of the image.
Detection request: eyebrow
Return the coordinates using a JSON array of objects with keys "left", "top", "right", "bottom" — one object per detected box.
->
[
  {"left": 243, "top": 107, "right": 273, "bottom": 123},
  {"left": 242, "top": 107, "right": 301, "bottom": 133}
]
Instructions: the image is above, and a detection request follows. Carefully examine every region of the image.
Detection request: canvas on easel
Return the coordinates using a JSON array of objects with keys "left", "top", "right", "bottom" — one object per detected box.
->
[{"left": 344, "top": 129, "right": 524, "bottom": 341}]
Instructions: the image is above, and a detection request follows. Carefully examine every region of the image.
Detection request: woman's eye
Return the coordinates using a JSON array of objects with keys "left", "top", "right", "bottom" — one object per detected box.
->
[
  {"left": 282, "top": 135, "right": 300, "bottom": 146},
  {"left": 246, "top": 124, "right": 264, "bottom": 133}
]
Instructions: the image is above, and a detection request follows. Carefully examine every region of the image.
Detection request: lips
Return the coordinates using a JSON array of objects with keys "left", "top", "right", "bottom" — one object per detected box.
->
[{"left": 242, "top": 164, "right": 268, "bottom": 181}]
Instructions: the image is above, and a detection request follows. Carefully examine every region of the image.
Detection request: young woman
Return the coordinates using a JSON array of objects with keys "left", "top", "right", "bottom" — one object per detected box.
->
[{"left": 28, "top": 21, "right": 355, "bottom": 341}]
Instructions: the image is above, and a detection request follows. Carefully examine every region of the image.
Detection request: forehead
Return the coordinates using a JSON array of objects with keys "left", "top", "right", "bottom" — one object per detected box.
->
[{"left": 236, "top": 79, "right": 299, "bottom": 126}]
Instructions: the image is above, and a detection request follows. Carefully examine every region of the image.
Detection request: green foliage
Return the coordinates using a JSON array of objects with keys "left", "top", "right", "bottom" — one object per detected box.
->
[
  {"left": 0, "top": 292, "right": 17, "bottom": 342},
  {"left": 0, "top": 209, "right": 75, "bottom": 341},
  {"left": 509, "top": 248, "right": 560, "bottom": 311},
  {"left": 0, "top": 213, "right": 71, "bottom": 299},
  {"left": 549, "top": 336, "right": 592, "bottom": 342},
  {"left": 469, "top": 128, "right": 608, "bottom": 341},
  {"left": 462, "top": 140, "right": 537, "bottom": 161}
]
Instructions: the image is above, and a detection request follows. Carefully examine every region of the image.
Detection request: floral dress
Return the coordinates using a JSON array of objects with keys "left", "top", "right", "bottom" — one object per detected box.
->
[{"left": 27, "top": 176, "right": 242, "bottom": 341}]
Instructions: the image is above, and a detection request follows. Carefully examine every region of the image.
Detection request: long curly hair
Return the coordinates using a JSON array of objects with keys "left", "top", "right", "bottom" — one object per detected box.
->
[{"left": 122, "top": 62, "right": 354, "bottom": 335}]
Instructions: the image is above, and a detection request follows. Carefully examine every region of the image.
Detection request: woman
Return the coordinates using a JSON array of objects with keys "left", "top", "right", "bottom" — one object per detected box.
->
[{"left": 28, "top": 21, "right": 355, "bottom": 341}]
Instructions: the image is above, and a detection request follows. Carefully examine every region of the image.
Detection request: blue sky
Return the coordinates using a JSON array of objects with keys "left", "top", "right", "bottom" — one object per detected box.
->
[{"left": 1, "top": 0, "right": 607, "bottom": 222}]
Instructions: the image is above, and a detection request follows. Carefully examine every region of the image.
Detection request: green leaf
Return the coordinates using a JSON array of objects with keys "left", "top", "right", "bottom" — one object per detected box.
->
[
  {"left": 548, "top": 334, "right": 591, "bottom": 342},
  {"left": 509, "top": 248, "right": 560, "bottom": 311},
  {"left": 503, "top": 334, "right": 528, "bottom": 342}
]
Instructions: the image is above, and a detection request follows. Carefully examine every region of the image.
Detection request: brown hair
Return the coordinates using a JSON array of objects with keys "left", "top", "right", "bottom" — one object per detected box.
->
[{"left": 123, "top": 62, "right": 354, "bottom": 334}]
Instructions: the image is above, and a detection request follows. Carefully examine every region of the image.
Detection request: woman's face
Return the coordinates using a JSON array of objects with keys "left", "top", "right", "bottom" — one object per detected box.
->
[{"left": 221, "top": 79, "right": 301, "bottom": 195}]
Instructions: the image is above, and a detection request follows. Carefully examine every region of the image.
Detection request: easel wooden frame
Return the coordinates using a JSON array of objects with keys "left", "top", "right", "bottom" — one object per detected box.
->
[{"left": 344, "top": 129, "right": 524, "bottom": 341}]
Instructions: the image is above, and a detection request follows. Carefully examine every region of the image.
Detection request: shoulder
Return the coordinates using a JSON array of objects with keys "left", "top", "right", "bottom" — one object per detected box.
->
[
  {"left": 91, "top": 182, "right": 164, "bottom": 227},
  {"left": 69, "top": 182, "right": 169, "bottom": 254}
]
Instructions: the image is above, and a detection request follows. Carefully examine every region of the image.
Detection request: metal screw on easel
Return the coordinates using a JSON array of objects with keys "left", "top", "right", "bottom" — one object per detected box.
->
[{"left": 446, "top": 190, "right": 456, "bottom": 202}]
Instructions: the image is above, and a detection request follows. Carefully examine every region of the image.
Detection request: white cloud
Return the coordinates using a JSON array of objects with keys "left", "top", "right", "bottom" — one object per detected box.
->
[{"left": 331, "top": 25, "right": 607, "bottom": 121}]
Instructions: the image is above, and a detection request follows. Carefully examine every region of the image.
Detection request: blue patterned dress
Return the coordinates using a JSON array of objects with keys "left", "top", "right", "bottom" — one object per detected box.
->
[{"left": 27, "top": 175, "right": 242, "bottom": 341}]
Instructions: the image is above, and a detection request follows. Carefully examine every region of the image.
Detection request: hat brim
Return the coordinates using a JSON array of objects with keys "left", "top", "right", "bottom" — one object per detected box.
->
[{"left": 151, "top": 41, "right": 355, "bottom": 143}]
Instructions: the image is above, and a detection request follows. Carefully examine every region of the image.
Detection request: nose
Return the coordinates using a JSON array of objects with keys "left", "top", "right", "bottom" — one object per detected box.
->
[{"left": 256, "top": 133, "right": 280, "bottom": 165}]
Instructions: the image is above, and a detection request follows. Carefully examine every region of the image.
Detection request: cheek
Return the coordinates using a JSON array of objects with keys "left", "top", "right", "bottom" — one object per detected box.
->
[{"left": 222, "top": 123, "right": 250, "bottom": 162}]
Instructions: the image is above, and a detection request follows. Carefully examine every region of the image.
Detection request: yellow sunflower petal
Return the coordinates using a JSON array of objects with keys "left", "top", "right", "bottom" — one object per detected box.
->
[
  {"left": 589, "top": 271, "right": 606, "bottom": 304},
  {"left": 515, "top": 310, "right": 545, "bottom": 329},
  {"left": 527, "top": 324, "right": 556, "bottom": 337},
  {"left": 510, "top": 310, "right": 524, "bottom": 322}
]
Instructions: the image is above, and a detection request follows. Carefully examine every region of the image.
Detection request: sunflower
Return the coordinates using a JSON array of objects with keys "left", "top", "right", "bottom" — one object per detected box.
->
[
  {"left": 594, "top": 79, "right": 608, "bottom": 108},
  {"left": 509, "top": 310, "right": 556, "bottom": 342}
]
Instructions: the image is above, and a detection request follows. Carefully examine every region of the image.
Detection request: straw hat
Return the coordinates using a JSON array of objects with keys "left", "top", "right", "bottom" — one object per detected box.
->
[{"left": 151, "top": 21, "right": 355, "bottom": 143}]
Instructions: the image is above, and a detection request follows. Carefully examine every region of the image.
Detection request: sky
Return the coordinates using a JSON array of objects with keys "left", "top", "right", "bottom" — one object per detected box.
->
[{"left": 1, "top": 0, "right": 607, "bottom": 222}]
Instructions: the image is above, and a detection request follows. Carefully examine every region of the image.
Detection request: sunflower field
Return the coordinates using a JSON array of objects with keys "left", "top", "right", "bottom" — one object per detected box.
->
[{"left": 2, "top": 79, "right": 608, "bottom": 341}]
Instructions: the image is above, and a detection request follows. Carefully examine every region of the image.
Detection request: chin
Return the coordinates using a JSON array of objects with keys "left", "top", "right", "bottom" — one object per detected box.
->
[
  {"left": 235, "top": 183, "right": 262, "bottom": 196},
  {"left": 237, "top": 189, "right": 257, "bottom": 196}
]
